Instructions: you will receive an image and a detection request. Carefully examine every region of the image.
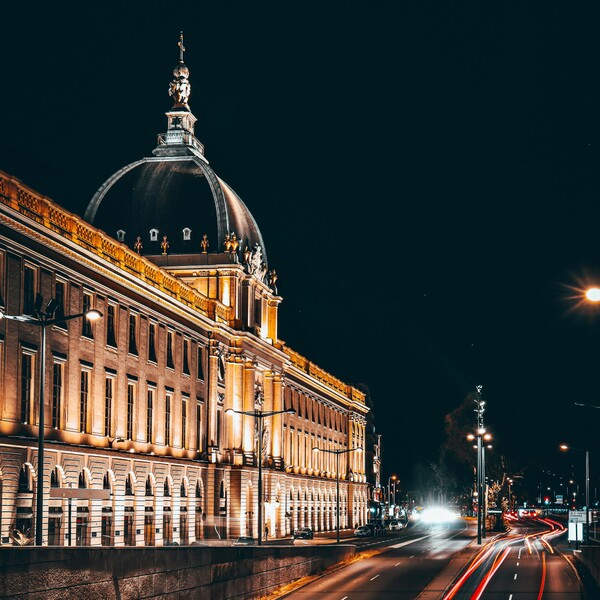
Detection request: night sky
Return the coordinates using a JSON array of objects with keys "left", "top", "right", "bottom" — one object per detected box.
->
[{"left": 2, "top": 2, "right": 600, "bottom": 493}]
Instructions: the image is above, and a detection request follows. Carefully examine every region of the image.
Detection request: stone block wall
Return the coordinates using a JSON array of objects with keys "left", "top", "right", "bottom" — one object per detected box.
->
[{"left": 0, "top": 544, "right": 355, "bottom": 599}]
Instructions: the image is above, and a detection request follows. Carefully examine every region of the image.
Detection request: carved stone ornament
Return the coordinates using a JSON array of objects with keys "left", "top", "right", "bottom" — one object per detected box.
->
[{"left": 254, "top": 382, "right": 264, "bottom": 408}]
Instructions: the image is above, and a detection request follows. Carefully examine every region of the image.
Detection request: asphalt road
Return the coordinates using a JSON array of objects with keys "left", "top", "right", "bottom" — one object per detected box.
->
[
  {"left": 281, "top": 520, "right": 475, "bottom": 599},
  {"left": 277, "top": 517, "right": 588, "bottom": 600}
]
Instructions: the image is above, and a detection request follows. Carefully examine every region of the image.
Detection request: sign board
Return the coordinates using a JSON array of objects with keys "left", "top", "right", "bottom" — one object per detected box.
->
[
  {"left": 555, "top": 495, "right": 563, "bottom": 505},
  {"left": 49, "top": 488, "right": 110, "bottom": 500},
  {"left": 568, "top": 522, "right": 584, "bottom": 542},
  {"left": 569, "top": 510, "right": 587, "bottom": 523}
]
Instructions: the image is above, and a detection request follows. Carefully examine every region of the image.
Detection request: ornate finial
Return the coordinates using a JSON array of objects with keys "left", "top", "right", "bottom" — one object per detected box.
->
[
  {"left": 201, "top": 233, "right": 209, "bottom": 253},
  {"left": 178, "top": 31, "right": 185, "bottom": 62},
  {"left": 161, "top": 235, "right": 169, "bottom": 255},
  {"left": 169, "top": 33, "right": 191, "bottom": 108}
]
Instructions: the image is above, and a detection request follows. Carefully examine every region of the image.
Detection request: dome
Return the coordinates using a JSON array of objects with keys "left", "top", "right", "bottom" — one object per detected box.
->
[
  {"left": 84, "top": 35, "right": 267, "bottom": 264},
  {"left": 85, "top": 154, "right": 266, "bottom": 260}
]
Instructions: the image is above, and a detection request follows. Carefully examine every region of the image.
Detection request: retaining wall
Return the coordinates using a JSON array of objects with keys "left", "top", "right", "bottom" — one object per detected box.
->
[{"left": 0, "top": 544, "right": 355, "bottom": 599}]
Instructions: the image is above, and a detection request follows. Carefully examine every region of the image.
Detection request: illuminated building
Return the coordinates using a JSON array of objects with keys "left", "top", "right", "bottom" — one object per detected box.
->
[{"left": 0, "top": 37, "right": 369, "bottom": 546}]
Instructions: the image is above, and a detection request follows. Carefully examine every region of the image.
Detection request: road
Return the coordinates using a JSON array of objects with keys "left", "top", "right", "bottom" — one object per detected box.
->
[
  {"left": 281, "top": 519, "right": 475, "bottom": 599},
  {"left": 278, "top": 517, "right": 587, "bottom": 600}
]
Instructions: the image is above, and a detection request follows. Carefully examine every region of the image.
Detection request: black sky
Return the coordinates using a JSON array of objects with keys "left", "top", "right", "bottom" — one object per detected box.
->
[{"left": 2, "top": 1, "right": 600, "bottom": 490}]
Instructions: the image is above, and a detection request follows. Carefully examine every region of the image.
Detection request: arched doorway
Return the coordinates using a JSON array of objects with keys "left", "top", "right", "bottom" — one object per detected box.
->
[
  {"left": 144, "top": 474, "right": 155, "bottom": 546},
  {"left": 180, "top": 479, "right": 189, "bottom": 545},
  {"left": 195, "top": 479, "right": 204, "bottom": 541},
  {"left": 123, "top": 473, "right": 136, "bottom": 546},
  {"left": 101, "top": 472, "right": 114, "bottom": 546},
  {"left": 163, "top": 478, "right": 173, "bottom": 545}
]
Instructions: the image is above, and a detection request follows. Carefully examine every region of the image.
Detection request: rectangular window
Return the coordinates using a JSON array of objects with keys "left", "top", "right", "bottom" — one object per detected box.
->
[
  {"left": 82, "top": 292, "right": 94, "bottom": 338},
  {"left": 148, "top": 322, "right": 157, "bottom": 363},
  {"left": 181, "top": 396, "right": 188, "bottom": 448},
  {"left": 216, "top": 409, "right": 221, "bottom": 447},
  {"left": 196, "top": 399, "right": 202, "bottom": 452},
  {"left": 21, "top": 352, "right": 34, "bottom": 424},
  {"left": 54, "top": 279, "right": 67, "bottom": 329},
  {"left": 165, "top": 394, "right": 172, "bottom": 446},
  {"left": 104, "top": 377, "right": 114, "bottom": 437},
  {"left": 80, "top": 370, "right": 90, "bottom": 432},
  {"left": 23, "top": 264, "right": 37, "bottom": 315},
  {"left": 126, "top": 382, "right": 135, "bottom": 440},
  {"left": 106, "top": 304, "right": 117, "bottom": 347},
  {"left": 182, "top": 338, "right": 190, "bottom": 375},
  {"left": 197, "top": 345, "right": 204, "bottom": 380},
  {"left": 253, "top": 296, "right": 262, "bottom": 328},
  {"left": 166, "top": 331, "right": 174, "bottom": 369},
  {"left": 52, "top": 362, "right": 63, "bottom": 429},
  {"left": 147, "top": 388, "right": 154, "bottom": 443},
  {"left": 128, "top": 313, "right": 138, "bottom": 355}
]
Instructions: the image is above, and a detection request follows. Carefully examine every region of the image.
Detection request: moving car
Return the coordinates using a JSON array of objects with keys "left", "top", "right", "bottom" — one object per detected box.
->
[
  {"left": 233, "top": 536, "right": 256, "bottom": 546},
  {"left": 292, "top": 527, "right": 314, "bottom": 539},
  {"left": 387, "top": 519, "right": 405, "bottom": 531}
]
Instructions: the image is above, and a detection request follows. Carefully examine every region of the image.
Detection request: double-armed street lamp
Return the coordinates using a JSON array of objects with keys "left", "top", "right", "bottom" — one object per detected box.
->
[
  {"left": 560, "top": 443, "right": 590, "bottom": 543},
  {"left": 312, "top": 445, "right": 362, "bottom": 543},
  {"left": 467, "top": 386, "right": 492, "bottom": 545},
  {"left": 225, "top": 406, "right": 295, "bottom": 545},
  {"left": 1, "top": 294, "right": 102, "bottom": 546}
]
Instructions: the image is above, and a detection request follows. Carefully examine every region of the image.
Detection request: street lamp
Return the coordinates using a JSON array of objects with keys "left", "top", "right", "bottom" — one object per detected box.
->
[
  {"left": 387, "top": 475, "right": 397, "bottom": 518},
  {"left": 225, "top": 406, "right": 295, "bottom": 546},
  {"left": 467, "top": 385, "right": 491, "bottom": 545},
  {"left": 560, "top": 443, "right": 590, "bottom": 543},
  {"left": 1, "top": 294, "right": 102, "bottom": 546},
  {"left": 312, "top": 445, "right": 362, "bottom": 543}
]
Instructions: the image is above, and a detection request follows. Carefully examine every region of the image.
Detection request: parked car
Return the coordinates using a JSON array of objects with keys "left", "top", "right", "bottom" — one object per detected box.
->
[
  {"left": 292, "top": 527, "right": 314, "bottom": 539},
  {"left": 387, "top": 519, "right": 405, "bottom": 531},
  {"left": 354, "top": 524, "right": 374, "bottom": 537},
  {"left": 233, "top": 536, "right": 256, "bottom": 546}
]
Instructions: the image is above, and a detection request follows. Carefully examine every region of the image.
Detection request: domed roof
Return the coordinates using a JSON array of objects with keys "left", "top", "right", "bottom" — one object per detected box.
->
[{"left": 84, "top": 34, "right": 267, "bottom": 263}]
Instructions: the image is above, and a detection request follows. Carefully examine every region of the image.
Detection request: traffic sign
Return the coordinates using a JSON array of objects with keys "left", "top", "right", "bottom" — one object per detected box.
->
[{"left": 569, "top": 510, "right": 586, "bottom": 523}]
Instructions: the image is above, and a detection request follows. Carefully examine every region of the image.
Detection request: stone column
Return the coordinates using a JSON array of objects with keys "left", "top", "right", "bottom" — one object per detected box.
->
[{"left": 242, "top": 359, "right": 256, "bottom": 461}]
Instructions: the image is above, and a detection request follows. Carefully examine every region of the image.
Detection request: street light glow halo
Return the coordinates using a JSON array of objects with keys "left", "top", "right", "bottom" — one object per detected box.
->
[
  {"left": 585, "top": 287, "right": 600, "bottom": 302},
  {"left": 85, "top": 309, "right": 103, "bottom": 320}
]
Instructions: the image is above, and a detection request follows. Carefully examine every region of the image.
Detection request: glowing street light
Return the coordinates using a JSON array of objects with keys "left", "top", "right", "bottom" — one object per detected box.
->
[
  {"left": 1, "top": 295, "right": 102, "bottom": 546},
  {"left": 388, "top": 475, "right": 397, "bottom": 517},
  {"left": 225, "top": 406, "right": 295, "bottom": 545},
  {"left": 585, "top": 287, "right": 600, "bottom": 302},
  {"left": 312, "top": 446, "right": 362, "bottom": 543}
]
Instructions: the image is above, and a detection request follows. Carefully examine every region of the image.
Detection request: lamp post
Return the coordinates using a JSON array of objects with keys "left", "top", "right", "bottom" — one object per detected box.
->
[
  {"left": 312, "top": 446, "right": 362, "bottom": 543},
  {"left": 467, "top": 385, "right": 492, "bottom": 545},
  {"left": 1, "top": 294, "right": 102, "bottom": 546},
  {"left": 387, "top": 475, "right": 397, "bottom": 519},
  {"left": 560, "top": 443, "right": 590, "bottom": 543},
  {"left": 225, "top": 406, "right": 295, "bottom": 546}
]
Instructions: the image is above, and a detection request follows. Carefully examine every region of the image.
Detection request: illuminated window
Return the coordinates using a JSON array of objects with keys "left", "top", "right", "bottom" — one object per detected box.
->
[
  {"left": 80, "top": 369, "right": 90, "bottom": 432},
  {"left": 197, "top": 345, "right": 204, "bottom": 380},
  {"left": 147, "top": 387, "right": 155, "bottom": 443},
  {"left": 166, "top": 331, "right": 174, "bottom": 369},
  {"left": 182, "top": 338, "right": 190, "bottom": 375},
  {"left": 148, "top": 322, "right": 157, "bottom": 363},
  {"left": 116, "top": 230, "right": 126, "bottom": 242},
  {"left": 104, "top": 376, "right": 114, "bottom": 437},
  {"left": 20, "top": 351, "right": 35, "bottom": 424},
  {"left": 183, "top": 227, "right": 191, "bottom": 241},
  {"left": 128, "top": 313, "right": 138, "bottom": 356},
  {"left": 54, "top": 279, "right": 67, "bottom": 329},
  {"left": 149, "top": 229, "right": 158, "bottom": 242},
  {"left": 82, "top": 292, "right": 94, "bottom": 338},
  {"left": 165, "top": 394, "right": 172, "bottom": 446},
  {"left": 196, "top": 399, "right": 202, "bottom": 452},
  {"left": 126, "top": 381, "right": 136, "bottom": 441},
  {"left": 182, "top": 395, "right": 188, "bottom": 448},
  {"left": 106, "top": 304, "right": 117, "bottom": 348},
  {"left": 51, "top": 361, "right": 64, "bottom": 429},
  {"left": 23, "top": 263, "right": 38, "bottom": 315}
]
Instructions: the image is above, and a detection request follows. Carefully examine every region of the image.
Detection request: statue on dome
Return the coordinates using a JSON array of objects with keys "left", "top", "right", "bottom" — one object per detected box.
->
[
  {"left": 223, "top": 233, "right": 232, "bottom": 253},
  {"left": 161, "top": 235, "right": 169, "bottom": 255},
  {"left": 268, "top": 269, "right": 278, "bottom": 294},
  {"left": 168, "top": 33, "right": 191, "bottom": 108},
  {"left": 201, "top": 233, "right": 209, "bottom": 253},
  {"left": 134, "top": 236, "right": 143, "bottom": 254}
]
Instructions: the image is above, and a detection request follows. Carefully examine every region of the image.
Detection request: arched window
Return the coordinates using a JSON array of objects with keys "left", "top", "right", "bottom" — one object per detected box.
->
[
  {"left": 51, "top": 468, "right": 60, "bottom": 488},
  {"left": 18, "top": 466, "right": 32, "bottom": 493},
  {"left": 196, "top": 482, "right": 202, "bottom": 499},
  {"left": 149, "top": 229, "right": 159, "bottom": 242},
  {"left": 145, "top": 476, "right": 154, "bottom": 496},
  {"left": 125, "top": 474, "right": 134, "bottom": 496},
  {"left": 164, "top": 479, "right": 171, "bottom": 497},
  {"left": 78, "top": 471, "right": 87, "bottom": 489},
  {"left": 103, "top": 473, "right": 111, "bottom": 491},
  {"left": 180, "top": 481, "right": 187, "bottom": 498},
  {"left": 116, "top": 230, "right": 126, "bottom": 242},
  {"left": 182, "top": 227, "right": 192, "bottom": 241}
]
